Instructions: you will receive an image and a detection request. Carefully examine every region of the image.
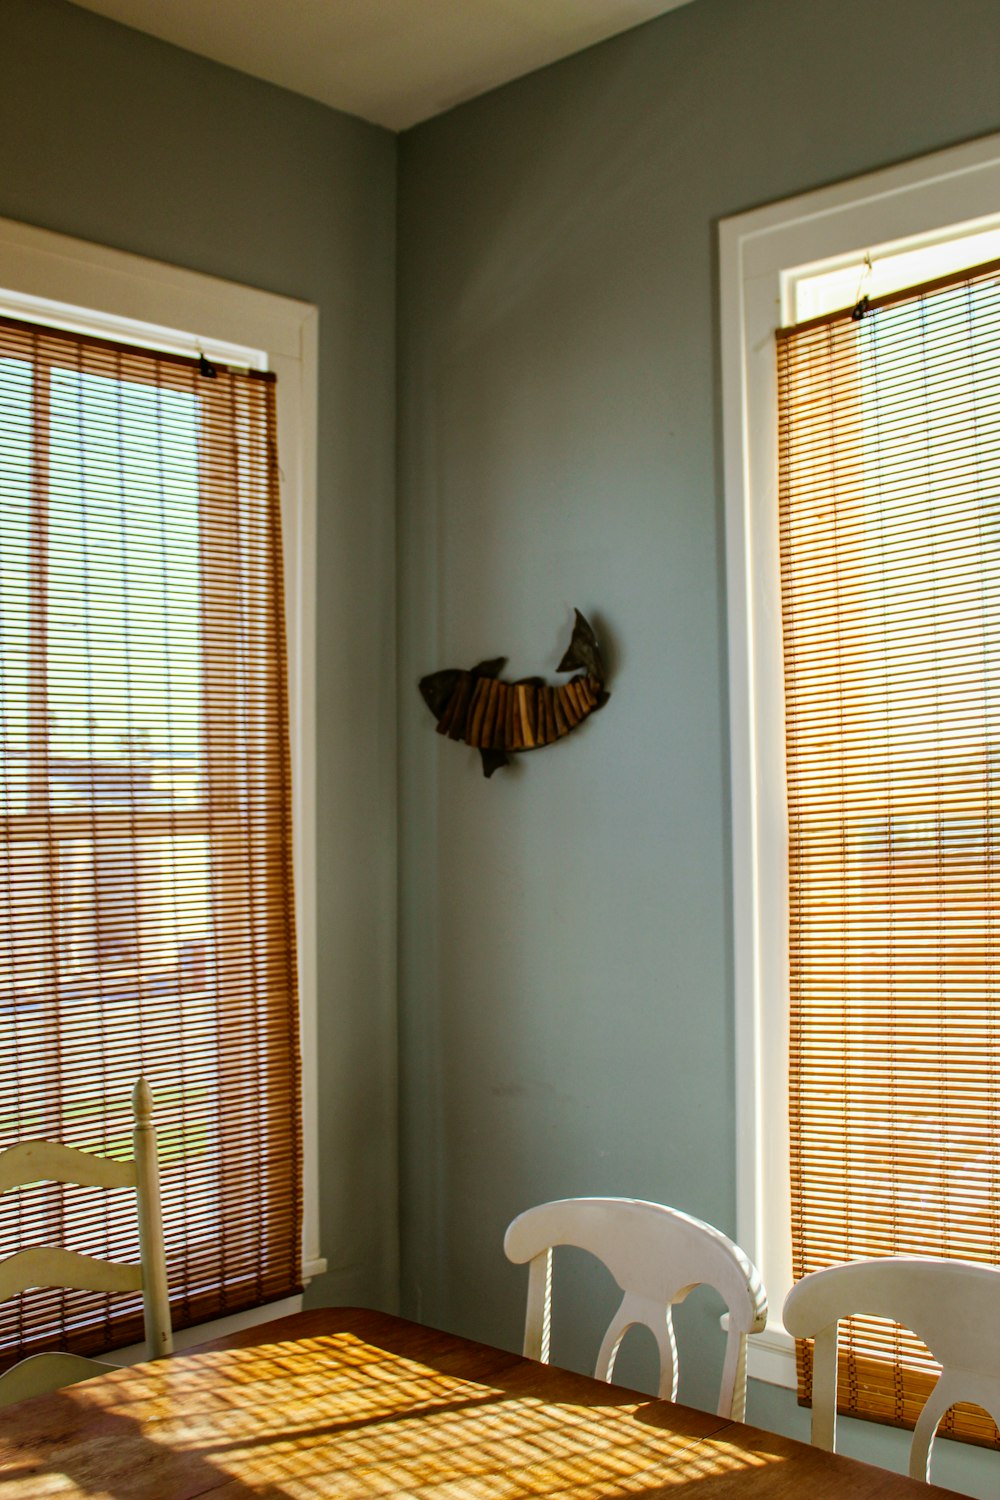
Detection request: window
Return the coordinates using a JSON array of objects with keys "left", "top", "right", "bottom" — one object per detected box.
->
[
  {"left": 0, "top": 219, "right": 320, "bottom": 1360},
  {"left": 720, "top": 134, "right": 1000, "bottom": 1407},
  {"left": 777, "top": 263, "right": 999, "bottom": 1445}
]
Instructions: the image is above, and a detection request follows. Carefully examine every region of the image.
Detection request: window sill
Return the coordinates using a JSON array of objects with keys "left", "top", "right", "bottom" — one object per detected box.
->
[
  {"left": 720, "top": 1314, "right": 796, "bottom": 1389},
  {"left": 111, "top": 1256, "right": 326, "bottom": 1366}
]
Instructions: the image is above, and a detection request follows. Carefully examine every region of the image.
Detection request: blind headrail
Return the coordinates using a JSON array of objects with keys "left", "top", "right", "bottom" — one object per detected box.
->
[{"left": 778, "top": 251, "right": 1000, "bottom": 338}]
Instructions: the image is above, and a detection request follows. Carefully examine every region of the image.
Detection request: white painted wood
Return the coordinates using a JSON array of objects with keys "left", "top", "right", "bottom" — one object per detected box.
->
[
  {"left": 596, "top": 1291, "right": 678, "bottom": 1400},
  {"left": 783, "top": 1257, "right": 1000, "bottom": 1483},
  {"left": 132, "top": 1078, "right": 173, "bottom": 1359},
  {"left": 504, "top": 1198, "right": 767, "bottom": 1419},
  {"left": 0, "top": 1079, "right": 173, "bottom": 1404},
  {"left": 0, "top": 1352, "right": 119, "bottom": 1407},
  {"left": 522, "top": 1249, "right": 553, "bottom": 1363},
  {"left": 719, "top": 132, "right": 1000, "bottom": 1383},
  {"left": 110, "top": 1294, "right": 305, "bottom": 1365},
  {"left": 0, "top": 1248, "right": 142, "bottom": 1301},
  {"left": 0, "top": 1141, "right": 136, "bottom": 1193}
]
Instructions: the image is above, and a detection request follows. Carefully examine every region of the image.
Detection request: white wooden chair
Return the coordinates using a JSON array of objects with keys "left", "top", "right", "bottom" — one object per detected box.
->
[
  {"left": 0, "top": 1077, "right": 172, "bottom": 1407},
  {"left": 504, "top": 1196, "right": 767, "bottom": 1419},
  {"left": 782, "top": 1256, "right": 1000, "bottom": 1483}
]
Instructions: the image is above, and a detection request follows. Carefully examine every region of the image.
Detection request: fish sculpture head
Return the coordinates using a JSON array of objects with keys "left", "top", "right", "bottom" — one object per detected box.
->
[{"left": 418, "top": 668, "right": 465, "bottom": 718}]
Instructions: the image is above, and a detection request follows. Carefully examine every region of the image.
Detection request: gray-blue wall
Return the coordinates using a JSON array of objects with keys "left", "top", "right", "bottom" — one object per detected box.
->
[
  {"left": 0, "top": 0, "right": 400, "bottom": 1314},
  {"left": 396, "top": 2, "right": 999, "bottom": 1493}
]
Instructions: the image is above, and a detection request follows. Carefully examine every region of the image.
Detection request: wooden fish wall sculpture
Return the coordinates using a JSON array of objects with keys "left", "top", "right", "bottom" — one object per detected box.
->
[{"left": 419, "top": 609, "right": 609, "bottom": 778}]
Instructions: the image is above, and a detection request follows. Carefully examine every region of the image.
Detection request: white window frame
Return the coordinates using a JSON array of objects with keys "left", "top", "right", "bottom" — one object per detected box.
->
[
  {"left": 719, "top": 132, "right": 1000, "bottom": 1386},
  {"left": 0, "top": 215, "right": 324, "bottom": 1346}
]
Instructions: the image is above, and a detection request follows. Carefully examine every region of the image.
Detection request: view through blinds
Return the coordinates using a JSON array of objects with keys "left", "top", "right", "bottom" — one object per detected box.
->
[
  {"left": 0, "top": 314, "right": 302, "bottom": 1365},
  {"left": 777, "top": 260, "right": 1000, "bottom": 1448}
]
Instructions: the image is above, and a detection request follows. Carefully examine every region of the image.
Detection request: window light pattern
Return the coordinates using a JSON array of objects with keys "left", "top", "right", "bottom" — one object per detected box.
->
[{"left": 0, "top": 1314, "right": 797, "bottom": 1498}]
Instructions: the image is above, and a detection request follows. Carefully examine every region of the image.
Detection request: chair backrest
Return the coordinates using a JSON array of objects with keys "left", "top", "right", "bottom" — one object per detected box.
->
[
  {"left": 0, "top": 1078, "right": 173, "bottom": 1374},
  {"left": 504, "top": 1197, "right": 767, "bottom": 1419},
  {"left": 782, "top": 1256, "right": 1000, "bottom": 1483}
]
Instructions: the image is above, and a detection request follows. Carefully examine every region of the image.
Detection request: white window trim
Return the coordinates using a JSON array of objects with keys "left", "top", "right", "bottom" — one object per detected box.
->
[
  {"left": 0, "top": 216, "right": 325, "bottom": 1337},
  {"left": 719, "top": 132, "right": 1000, "bottom": 1386}
]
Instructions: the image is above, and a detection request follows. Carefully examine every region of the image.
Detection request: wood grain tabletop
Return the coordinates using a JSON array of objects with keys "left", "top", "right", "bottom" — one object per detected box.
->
[{"left": 0, "top": 1306, "right": 967, "bottom": 1497}]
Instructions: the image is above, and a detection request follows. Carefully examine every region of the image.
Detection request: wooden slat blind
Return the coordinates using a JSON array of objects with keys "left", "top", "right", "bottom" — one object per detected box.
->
[
  {"left": 0, "top": 314, "right": 302, "bottom": 1366},
  {"left": 777, "top": 261, "right": 1000, "bottom": 1447}
]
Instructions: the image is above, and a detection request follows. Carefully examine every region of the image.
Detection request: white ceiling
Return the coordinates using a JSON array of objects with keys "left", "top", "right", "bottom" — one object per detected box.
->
[{"left": 67, "top": 1, "right": 696, "bottom": 131}]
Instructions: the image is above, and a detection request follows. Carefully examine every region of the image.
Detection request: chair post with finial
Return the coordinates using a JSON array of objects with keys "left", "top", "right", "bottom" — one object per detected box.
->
[{"left": 132, "top": 1078, "right": 173, "bottom": 1357}]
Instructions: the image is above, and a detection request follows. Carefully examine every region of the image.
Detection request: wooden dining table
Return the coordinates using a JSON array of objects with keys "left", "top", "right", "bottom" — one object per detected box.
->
[{"left": 0, "top": 1306, "right": 965, "bottom": 1498}]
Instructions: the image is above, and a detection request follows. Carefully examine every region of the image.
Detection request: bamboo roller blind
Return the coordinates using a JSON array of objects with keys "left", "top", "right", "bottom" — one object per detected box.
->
[
  {"left": 777, "top": 261, "right": 1000, "bottom": 1448},
  {"left": 0, "top": 314, "right": 302, "bottom": 1366}
]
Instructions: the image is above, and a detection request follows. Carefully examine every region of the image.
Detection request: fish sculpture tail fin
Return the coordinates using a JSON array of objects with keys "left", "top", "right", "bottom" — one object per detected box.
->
[{"left": 557, "top": 609, "right": 606, "bottom": 686}]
